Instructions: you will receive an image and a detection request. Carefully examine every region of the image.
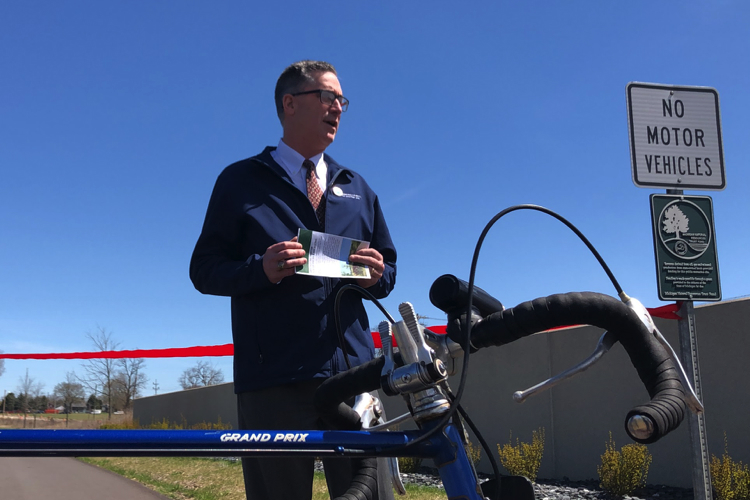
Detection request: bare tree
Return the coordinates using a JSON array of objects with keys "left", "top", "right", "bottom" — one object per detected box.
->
[
  {"left": 178, "top": 361, "right": 224, "bottom": 390},
  {"left": 111, "top": 373, "right": 127, "bottom": 410},
  {"left": 79, "top": 326, "right": 120, "bottom": 419},
  {"left": 53, "top": 372, "right": 85, "bottom": 424},
  {"left": 17, "top": 368, "right": 44, "bottom": 412},
  {"left": 114, "top": 358, "right": 147, "bottom": 410}
]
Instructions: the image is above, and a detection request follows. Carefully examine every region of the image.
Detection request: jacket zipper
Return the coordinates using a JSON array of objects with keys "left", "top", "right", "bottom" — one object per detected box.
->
[{"left": 250, "top": 154, "right": 352, "bottom": 370}]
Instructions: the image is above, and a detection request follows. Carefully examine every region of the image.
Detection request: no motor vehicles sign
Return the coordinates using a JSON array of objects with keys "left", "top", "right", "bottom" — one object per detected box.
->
[{"left": 627, "top": 83, "right": 725, "bottom": 190}]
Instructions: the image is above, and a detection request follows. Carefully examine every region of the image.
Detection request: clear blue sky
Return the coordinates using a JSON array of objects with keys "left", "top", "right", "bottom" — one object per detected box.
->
[{"left": 2, "top": 1, "right": 748, "bottom": 398}]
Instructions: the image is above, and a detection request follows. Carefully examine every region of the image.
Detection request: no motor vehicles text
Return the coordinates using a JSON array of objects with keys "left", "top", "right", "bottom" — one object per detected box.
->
[
  {"left": 644, "top": 155, "right": 712, "bottom": 176},
  {"left": 647, "top": 126, "right": 705, "bottom": 147}
]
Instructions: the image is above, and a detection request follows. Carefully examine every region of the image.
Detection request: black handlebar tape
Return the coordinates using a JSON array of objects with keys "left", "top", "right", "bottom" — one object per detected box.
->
[
  {"left": 314, "top": 357, "right": 385, "bottom": 431},
  {"left": 469, "top": 292, "right": 686, "bottom": 443},
  {"left": 314, "top": 360, "right": 383, "bottom": 500},
  {"left": 429, "top": 274, "right": 504, "bottom": 316},
  {"left": 332, "top": 457, "right": 379, "bottom": 500}
]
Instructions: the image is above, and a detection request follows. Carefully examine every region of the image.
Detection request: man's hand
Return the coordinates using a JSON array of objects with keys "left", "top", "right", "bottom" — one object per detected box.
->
[
  {"left": 348, "top": 248, "right": 385, "bottom": 289},
  {"left": 262, "top": 238, "right": 307, "bottom": 283}
]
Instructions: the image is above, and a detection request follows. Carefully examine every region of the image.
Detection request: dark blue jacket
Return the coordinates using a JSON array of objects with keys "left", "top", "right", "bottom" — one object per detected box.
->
[{"left": 190, "top": 147, "right": 397, "bottom": 393}]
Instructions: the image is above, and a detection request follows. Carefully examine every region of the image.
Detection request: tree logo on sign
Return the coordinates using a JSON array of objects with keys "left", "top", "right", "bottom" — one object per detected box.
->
[
  {"left": 658, "top": 200, "right": 711, "bottom": 260},
  {"left": 663, "top": 206, "right": 689, "bottom": 240}
]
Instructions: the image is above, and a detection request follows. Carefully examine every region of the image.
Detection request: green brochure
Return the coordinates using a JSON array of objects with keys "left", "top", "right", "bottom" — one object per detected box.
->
[{"left": 295, "top": 229, "right": 371, "bottom": 279}]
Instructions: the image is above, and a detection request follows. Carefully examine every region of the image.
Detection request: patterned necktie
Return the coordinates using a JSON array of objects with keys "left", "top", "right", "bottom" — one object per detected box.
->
[{"left": 303, "top": 159, "right": 326, "bottom": 229}]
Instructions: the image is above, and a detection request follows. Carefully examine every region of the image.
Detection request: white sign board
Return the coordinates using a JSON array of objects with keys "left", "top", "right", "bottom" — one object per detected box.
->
[{"left": 627, "top": 83, "right": 725, "bottom": 190}]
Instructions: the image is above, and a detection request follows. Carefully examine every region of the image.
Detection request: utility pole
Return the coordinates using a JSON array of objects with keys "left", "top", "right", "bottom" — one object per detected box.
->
[{"left": 152, "top": 380, "right": 159, "bottom": 395}]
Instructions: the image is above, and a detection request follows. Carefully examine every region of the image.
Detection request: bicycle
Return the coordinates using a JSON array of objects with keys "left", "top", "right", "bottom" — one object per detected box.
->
[{"left": 0, "top": 205, "right": 701, "bottom": 500}]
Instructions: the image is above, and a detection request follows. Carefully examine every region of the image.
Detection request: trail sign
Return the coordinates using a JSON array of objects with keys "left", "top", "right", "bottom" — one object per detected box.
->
[
  {"left": 627, "top": 83, "right": 725, "bottom": 190},
  {"left": 650, "top": 194, "right": 721, "bottom": 301}
]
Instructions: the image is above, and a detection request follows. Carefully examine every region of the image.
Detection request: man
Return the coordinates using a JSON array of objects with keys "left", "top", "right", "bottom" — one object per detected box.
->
[{"left": 189, "top": 60, "right": 397, "bottom": 499}]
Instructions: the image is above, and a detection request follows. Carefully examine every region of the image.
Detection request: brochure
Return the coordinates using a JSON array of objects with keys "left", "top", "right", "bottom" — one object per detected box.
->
[{"left": 295, "top": 229, "right": 371, "bottom": 279}]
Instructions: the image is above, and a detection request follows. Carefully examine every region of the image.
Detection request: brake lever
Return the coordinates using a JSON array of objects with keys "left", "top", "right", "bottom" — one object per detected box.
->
[
  {"left": 353, "top": 393, "right": 407, "bottom": 496},
  {"left": 513, "top": 331, "right": 617, "bottom": 403},
  {"left": 367, "top": 412, "right": 413, "bottom": 431},
  {"left": 621, "top": 295, "right": 704, "bottom": 414}
]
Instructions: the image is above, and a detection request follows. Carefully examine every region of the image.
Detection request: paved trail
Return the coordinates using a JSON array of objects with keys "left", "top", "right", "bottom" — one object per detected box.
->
[{"left": 0, "top": 457, "right": 169, "bottom": 500}]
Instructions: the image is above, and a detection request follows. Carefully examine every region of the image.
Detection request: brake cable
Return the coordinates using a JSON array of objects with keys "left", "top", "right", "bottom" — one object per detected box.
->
[
  {"left": 334, "top": 284, "right": 396, "bottom": 370},
  {"left": 332, "top": 204, "right": 623, "bottom": 498}
]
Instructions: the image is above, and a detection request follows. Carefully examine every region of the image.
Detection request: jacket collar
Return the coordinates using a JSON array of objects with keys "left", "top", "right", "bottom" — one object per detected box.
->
[{"left": 253, "top": 146, "right": 352, "bottom": 185}]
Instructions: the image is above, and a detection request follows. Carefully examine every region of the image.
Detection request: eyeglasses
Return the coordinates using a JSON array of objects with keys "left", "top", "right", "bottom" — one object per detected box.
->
[{"left": 290, "top": 89, "right": 349, "bottom": 112}]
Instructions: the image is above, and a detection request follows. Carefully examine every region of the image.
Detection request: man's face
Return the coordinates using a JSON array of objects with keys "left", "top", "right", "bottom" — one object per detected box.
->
[{"left": 286, "top": 71, "right": 344, "bottom": 155}]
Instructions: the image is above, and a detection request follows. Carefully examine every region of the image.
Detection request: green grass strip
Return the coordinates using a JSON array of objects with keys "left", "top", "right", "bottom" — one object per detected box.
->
[{"left": 79, "top": 457, "right": 223, "bottom": 500}]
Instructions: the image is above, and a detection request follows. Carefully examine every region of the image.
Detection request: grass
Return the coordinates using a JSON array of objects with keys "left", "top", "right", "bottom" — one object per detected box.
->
[
  {"left": 80, "top": 456, "right": 448, "bottom": 500},
  {"left": 43, "top": 412, "right": 113, "bottom": 421},
  {"left": 0, "top": 412, "right": 129, "bottom": 429},
  {"left": 80, "top": 457, "right": 248, "bottom": 500}
]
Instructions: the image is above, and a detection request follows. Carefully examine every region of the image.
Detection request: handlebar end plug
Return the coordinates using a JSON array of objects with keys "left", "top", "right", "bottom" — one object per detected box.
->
[{"left": 626, "top": 414, "right": 655, "bottom": 442}]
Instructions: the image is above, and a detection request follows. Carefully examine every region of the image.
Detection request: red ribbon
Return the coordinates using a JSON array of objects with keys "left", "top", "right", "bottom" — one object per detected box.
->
[
  {"left": 0, "top": 344, "right": 234, "bottom": 360},
  {"left": 647, "top": 302, "right": 682, "bottom": 320},
  {"left": 0, "top": 304, "right": 683, "bottom": 359},
  {"left": 372, "top": 303, "right": 682, "bottom": 348}
]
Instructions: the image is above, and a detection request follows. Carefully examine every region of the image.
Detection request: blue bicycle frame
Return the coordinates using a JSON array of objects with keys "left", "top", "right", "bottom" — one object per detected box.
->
[{"left": 0, "top": 420, "right": 484, "bottom": 499}]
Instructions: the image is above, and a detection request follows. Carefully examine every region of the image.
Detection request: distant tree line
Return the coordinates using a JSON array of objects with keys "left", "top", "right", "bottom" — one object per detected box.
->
[
  {"left": 1, "top": 327, "right": 148, "bottom": 416},
  {"left": 2, "top": 390, "right": 104, "bottom": 414},
  {"left": 1, "top": 327, "right": 228, "bottom": 415}
]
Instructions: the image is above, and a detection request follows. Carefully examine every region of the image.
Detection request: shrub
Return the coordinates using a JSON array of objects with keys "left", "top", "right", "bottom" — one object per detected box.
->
[
  {"left": 710, "top": 434, "right": 750, "bottom": 500},
  {"left": 397, "top": 456, "right": 422, "bottom": 473},
  {"left": 99, "top": 421, "right": 139, "bottom": 430},
  {"left": 191, "top": 416, "right": 232, "bottom": 430},
  {"left": 597, "top": 432, "right": 652, "bottom": 497},
  {"left": 497, "top": 428, "right": 545, "bottom": 481},
  {"left": 99, "top": 416, "right": 231, "bottom": 430},
  {"left": 465, "top": 440, "right": 481, "bottom": 467}
]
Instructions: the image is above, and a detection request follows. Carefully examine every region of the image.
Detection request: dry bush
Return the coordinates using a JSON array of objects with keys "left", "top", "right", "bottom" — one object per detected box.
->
[
  {"left": 497, "top": 428, "right": 545, "bottom": 482},
  {"left": 711, "top": 434, "right": 750, "bottom": 500},
  {"left": 465, "top": 440, "right": 482, "bottom": 467},
  {"left": 398, "top": 455, "right": 423, "bottom": 473},
  {"left": 597, "top": 432, "right": 652, "bottom": 497}
]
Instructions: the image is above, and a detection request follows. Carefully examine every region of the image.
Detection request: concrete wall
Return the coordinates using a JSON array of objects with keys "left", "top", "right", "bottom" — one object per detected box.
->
[
  {"left": 134, "top": 381, "right": 238, "bottom": 428},
  {"left": 133, "top": 297, "right": 750, "bottom": 488}
]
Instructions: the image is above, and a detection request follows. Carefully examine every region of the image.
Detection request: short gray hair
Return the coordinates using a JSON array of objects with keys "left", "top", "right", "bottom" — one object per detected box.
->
[{"left": 274, "top": 60, "right": 337, "bottom": 122}]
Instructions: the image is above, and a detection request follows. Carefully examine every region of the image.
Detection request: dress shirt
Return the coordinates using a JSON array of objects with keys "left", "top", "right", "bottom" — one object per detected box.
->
[{"left": 271, "top": 139, "right": 327, "bottom": 194}]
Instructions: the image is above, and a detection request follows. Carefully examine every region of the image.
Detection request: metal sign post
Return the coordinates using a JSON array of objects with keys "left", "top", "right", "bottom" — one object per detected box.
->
[
  {"left": 677, "top": 300, "right": 713, "bottom": 500},
  {"left": 627, "top": 81, "right": 727, "bottom": 500}
]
